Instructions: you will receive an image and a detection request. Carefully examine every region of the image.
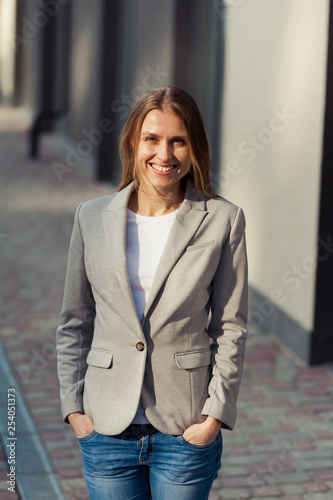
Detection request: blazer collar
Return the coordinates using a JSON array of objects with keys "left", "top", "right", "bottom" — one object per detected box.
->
[
  {"left": 104, "top": 179, "right": 207, "bottom": 213},
  {"left": 103, "top": 180, "right": 208, "bottom": 333},
  {"left": 104, "top": 182, "right": 135, "bottom": 212}
]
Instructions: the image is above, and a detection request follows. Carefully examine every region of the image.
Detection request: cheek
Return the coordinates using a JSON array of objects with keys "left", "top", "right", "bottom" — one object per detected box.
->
[
  {"left": 139, "top": 145, "right": 155, "bottom": 160},
  {"left": 136, "top": 146, "right": 150, "bottom": 164},
  {"left": 182, "top": 153, "right": 192, "bottom": 170}
]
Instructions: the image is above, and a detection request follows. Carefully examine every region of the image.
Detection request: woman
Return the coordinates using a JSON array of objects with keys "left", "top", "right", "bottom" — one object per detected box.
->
[{"left": 56, "top": 86, "right": 248, "bottom": 500}]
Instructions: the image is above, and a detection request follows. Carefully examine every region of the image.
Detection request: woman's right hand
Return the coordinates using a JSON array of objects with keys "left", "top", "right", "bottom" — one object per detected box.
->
[{"left": 68, "top": 412, "right": 94, "bottom": 438}]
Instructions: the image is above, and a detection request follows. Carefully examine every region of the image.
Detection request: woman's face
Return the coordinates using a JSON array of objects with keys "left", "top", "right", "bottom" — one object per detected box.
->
[{"left": 135, "top": 109, "right": 191, "bottom": 195}]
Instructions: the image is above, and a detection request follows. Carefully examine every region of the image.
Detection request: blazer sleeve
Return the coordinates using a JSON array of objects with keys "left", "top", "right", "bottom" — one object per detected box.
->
[
  {"left": 201, "top": 206, "right": 248, "bottom": 430},
  {"left": 56, "top": 203, "right": 96, "bottom": 422}
]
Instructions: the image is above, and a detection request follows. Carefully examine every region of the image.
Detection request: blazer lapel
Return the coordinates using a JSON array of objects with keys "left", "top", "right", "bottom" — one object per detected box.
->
[
  {"left": 103, "top": 183, "right": 143, "bottom": 334},
  {"left": 142, "top": 181, "right": 208, "bottom": 320}
]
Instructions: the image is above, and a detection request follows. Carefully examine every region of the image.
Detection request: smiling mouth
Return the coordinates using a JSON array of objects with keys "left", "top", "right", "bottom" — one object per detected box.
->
[{"left": 150, "top": 163, "right": 176, "bottom": 172}]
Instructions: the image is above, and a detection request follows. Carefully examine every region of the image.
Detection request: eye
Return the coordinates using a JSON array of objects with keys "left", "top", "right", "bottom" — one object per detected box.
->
[
  {"left": 173, "top": 137, "right": 186, "bottom": 145},
  {"left": 143, "top": 136, "right": 157, "bottom": 142}
]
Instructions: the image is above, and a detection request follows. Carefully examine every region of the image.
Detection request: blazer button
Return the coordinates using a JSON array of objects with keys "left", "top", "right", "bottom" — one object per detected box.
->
[{"left": 136, "top": 342, "right": 145, "bottom": 351}]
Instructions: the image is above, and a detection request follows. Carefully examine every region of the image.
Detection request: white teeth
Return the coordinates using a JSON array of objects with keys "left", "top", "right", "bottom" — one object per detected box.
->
[{"left": 151, "top": 164, "right": 174, "bottom": 172}]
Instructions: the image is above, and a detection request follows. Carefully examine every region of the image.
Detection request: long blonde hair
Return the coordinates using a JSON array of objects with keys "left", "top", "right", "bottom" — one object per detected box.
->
[{"left": 118, "top": 86, "right": 218, "bottom": 198}]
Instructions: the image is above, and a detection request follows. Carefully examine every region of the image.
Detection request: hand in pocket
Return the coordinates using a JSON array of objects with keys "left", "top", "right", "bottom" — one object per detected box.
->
[
  {"left": 183, "top": 416, "right": 221, "bottom": 445},
  {"left": 68, "top": 412, "right": 94, "bottom": 438}
]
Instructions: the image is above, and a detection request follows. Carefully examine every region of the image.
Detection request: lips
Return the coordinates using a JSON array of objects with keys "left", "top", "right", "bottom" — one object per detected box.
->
[{"left": 150, "top": 163, "right": 176, "bottom": 173}]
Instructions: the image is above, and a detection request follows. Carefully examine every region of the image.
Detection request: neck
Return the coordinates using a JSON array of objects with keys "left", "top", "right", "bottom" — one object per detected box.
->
[{"left": 129, "top": 184, "right": 185, "bottom": 216}]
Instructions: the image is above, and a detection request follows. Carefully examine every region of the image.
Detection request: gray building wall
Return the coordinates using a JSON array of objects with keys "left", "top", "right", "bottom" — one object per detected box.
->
[
  {"left": 59, "top": 0, "right": 103, "bottom": 142},
  {"left": 14, "top": 0, "right": 44, "bottom": 113},
  {"left": 219, "top": 0, "right": 330, "bottom": 362}
]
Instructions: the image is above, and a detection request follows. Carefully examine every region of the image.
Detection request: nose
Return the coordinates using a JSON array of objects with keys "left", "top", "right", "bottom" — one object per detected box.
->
[{"left": 156, "top": 140, "right": 172, "bottom": 162}]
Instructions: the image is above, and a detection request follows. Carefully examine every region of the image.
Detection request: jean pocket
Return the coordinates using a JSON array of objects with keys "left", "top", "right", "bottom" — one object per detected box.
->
[
  {"left": 77, "top": 430, "right": 97, "bottom": 443},
  {"left": 176, "top": 435, "right": 218, "bottom": 450}
]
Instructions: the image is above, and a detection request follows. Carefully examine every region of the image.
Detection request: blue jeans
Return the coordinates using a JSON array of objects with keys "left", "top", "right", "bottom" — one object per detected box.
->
[{"left": 78, "top": 424, "right": 223, "bottom": 499}]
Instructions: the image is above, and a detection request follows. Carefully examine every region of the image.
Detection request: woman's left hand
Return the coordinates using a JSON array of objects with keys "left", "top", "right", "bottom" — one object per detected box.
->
[{"left": 182, "top": 416, "right": 222, "bottom": 445}]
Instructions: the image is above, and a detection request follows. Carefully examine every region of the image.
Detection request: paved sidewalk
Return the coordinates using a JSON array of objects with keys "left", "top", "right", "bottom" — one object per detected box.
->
[{"left": 0, "top": 107, "right": 333, "bottom": 499}]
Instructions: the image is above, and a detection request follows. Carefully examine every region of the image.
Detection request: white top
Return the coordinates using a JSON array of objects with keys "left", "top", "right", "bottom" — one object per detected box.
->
[
  {"left": 126, "top": 208, "right": 178, "bottom": 424},
  {"left": 126, "top": 209, "right": 177, "bottom": 321}
]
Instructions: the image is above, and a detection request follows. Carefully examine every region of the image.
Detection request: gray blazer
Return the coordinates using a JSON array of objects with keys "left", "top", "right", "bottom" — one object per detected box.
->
[{"left": 56, "top": 180, "right": 248, "bottom": 436}]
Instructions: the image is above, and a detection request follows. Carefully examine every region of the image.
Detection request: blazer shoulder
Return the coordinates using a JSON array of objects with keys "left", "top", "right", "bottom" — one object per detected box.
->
[
  {"left": 205, "top": 197, "right": 246, "bottom": 243},
  {"left": 76, "top": 192, "right": 117, "bottom": 217},
  {"left": 206, "top": 195, "right": 244, "bottom": 220}
]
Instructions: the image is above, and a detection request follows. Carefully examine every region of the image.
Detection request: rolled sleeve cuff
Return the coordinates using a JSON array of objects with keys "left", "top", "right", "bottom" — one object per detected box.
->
[{"left": 201, "top": 399, "right": 237, "bottom": 431}]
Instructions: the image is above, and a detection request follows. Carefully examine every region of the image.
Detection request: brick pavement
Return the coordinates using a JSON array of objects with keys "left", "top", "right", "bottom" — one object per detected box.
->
[{"left": 0, "top": 107, "right": 333, "bottom": 499}]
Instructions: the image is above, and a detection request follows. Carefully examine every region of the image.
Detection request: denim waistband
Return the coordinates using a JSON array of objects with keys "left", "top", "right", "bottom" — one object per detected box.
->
[{"left": 114, "top": 424, "right": 158, "bottom": 440}]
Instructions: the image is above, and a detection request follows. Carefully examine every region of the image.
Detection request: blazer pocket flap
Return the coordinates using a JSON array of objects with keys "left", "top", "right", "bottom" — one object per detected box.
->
[
  {"left": 185, "top": 240, "right": 214, "bottom": 252},
  {"left": 174, "top": 348, "right": 211, "bottom": 370},
  {"left": 86, "top": 349, "right": 114, "bottom": 368}
]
